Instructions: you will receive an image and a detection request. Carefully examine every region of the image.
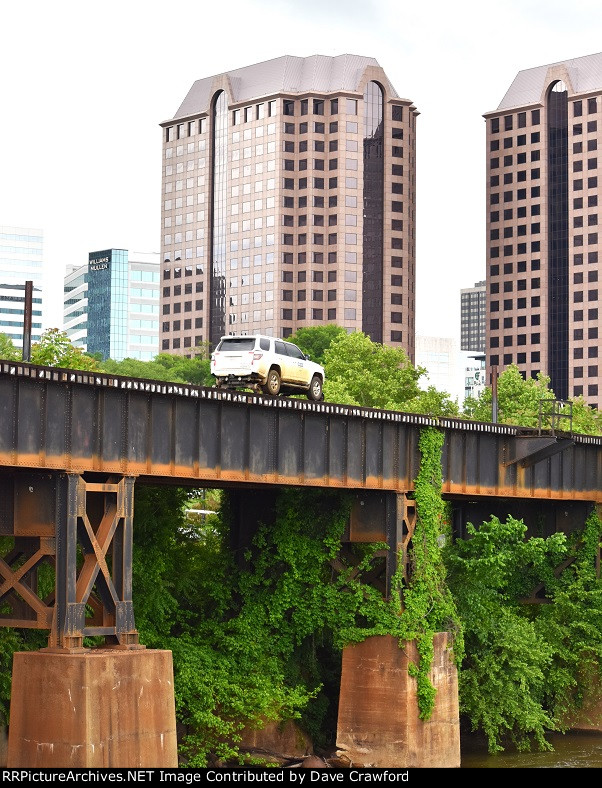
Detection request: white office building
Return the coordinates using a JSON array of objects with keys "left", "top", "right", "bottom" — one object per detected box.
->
[{"left": 0, "top": 225, "right": 44, "bottom": 349}]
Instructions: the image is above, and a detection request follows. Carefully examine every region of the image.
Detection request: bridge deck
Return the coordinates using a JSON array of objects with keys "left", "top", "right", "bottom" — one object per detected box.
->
[{"left": 0, "top": 360, "right": 601, "bottom": 501}]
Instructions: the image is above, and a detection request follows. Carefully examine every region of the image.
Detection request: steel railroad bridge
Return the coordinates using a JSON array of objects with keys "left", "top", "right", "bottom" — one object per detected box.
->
[
  {"left": 1, "top": 359, "right": 601, "bottom": 650},
  {"left": 2, "top": 360, "right": 602, "bottom": 769}
]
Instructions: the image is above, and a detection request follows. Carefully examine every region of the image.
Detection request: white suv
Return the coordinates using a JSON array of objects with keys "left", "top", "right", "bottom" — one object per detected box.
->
[{"left": 211, "top": 334, "right": 325, "bottom": 401}]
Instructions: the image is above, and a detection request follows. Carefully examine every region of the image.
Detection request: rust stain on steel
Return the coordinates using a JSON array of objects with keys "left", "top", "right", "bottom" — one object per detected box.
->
[
  {"left": 349, "top": 496, "right": 388, "bottom": 542},
  {"left": 363, "top": 474, "right": 385, "bottom": 489},
  {"left": 1, "top": 364, "right": 602, "bottom": 501},
  {"left": 14, "top": 477, "right": 56, "bottom": 537}
]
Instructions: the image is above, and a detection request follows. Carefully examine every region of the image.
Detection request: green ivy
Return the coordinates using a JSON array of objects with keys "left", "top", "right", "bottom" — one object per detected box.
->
[{"left": 400, "top": 428, "right": 463, "bottom": 718}]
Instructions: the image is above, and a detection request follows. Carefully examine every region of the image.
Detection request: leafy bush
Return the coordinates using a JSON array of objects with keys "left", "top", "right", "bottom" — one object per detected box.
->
[{"left": 445, "top": 511, "right": 602, "bottom": 752}]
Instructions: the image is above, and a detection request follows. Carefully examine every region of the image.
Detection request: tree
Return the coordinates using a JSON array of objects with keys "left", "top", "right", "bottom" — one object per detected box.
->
[
  {"left": 322, "top": 331, "right": 459, "bottom": 415},
  {"left": 462, "top": 364, "right": 602, "bottom": 435},
  {"left": 462, "top": 365, "right": 551, "bottom": 427},
  {"left": 404, "top": 385, "right": 460, "bottom": 417},
  {"left": 101, "top": 357, "right": 181, "bottom": 382},
  {"left": 287, "top": 325, "right": 347, "bottom": 366},
  {"left": 152, "top": 353, "right": 213, "bottom": 386},
  {"left": 30, "top": 328, "right": 100, "bottom": 371},
  {"left": 0, "top": 333, "right": 20, "bottom": 361},
  {"left": 569, "top": 395, "right": 602, "bottom": 435},
  {"left": 102, "top": 353, "right": 213, "bottom": 386}
]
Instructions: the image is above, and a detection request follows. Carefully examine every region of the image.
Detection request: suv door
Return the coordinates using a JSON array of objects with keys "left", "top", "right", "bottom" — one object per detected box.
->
[
  {"left": 274, "top": 340, "right": 294, "bottom": 384},
  {"left": 284, "top": 342, "right": 311, "bottom": 384}
]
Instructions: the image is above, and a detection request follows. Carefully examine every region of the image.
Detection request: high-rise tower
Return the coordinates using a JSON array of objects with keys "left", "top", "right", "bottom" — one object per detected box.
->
[
  {"left": 485, "top": 52, "right": 602, "bottom": 409},
  {"left": 159, "top": 54, "right": 418, "bottom": 358},
  {"left": 460, "top": 280, "right": 486, "bottom": 353}
]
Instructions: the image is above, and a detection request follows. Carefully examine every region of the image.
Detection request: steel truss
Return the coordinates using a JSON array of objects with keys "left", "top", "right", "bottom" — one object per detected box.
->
[{"left": 0, "top": 471, "right": 141, "bottom": 650}]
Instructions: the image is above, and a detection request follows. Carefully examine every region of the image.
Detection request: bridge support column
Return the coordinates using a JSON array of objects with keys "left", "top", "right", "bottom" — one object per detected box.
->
[
  {"left": 2, "top": 471, "right": 179, "bottom": 767},
  {"left": 336, "top": 633, "right": 460, "bottom": 768},
  {"left": 7, "top": 649, "right": 178, "bottom": 767},
  {"left": 336, "top": 492, "right": 461, "bottom": 767}
]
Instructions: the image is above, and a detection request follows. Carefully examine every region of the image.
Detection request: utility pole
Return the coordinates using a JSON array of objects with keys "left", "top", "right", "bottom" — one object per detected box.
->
[
  {"left": 22, "top": 280, "right": 33, "bottom": 362},
  {"left": 491, "top": 365, "right": 498, "bottom": 423}
]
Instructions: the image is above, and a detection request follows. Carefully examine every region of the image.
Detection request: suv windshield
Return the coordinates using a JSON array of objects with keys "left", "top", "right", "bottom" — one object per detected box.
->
[{"left": 216, "top": 338, "right": 256, "bottom": 352}]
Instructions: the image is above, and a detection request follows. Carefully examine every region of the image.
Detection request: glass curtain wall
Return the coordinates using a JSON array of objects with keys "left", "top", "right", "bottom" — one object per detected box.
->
[
  {"left": 110, "top": 249, "right": 128, "bottom": 361},
  {"left": 547, "top": 81, "right": 569, "bottom": 399},
  {"left": 362, "top": 81, "right": 385, "bottom": 342},
  {"left": 210, "top": 91, "right": 228, "bottom": 348}
]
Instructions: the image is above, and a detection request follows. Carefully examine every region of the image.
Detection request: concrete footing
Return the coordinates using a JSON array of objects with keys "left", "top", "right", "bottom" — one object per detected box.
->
[
  {"left": 7, "top": 649, "right": 178, "bottom": 768},
  {"left": 336, "top": 632, "right": 460, "bottom": 768}
]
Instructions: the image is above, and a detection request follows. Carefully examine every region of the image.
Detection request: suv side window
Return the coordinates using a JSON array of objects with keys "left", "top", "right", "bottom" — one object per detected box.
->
[
  {"left": 275, "top": 341, "right": 288, "bottom": 355},
  {"left": 286, "top": 343, "right": 305, "bottom": 360},
  {"left": 259, "top": 338, "right": 270, "bottom": 351}
]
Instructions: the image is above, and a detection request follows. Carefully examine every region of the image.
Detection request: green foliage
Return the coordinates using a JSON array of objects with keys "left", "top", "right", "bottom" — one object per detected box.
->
[
  {"left": 0, "top": 328, "right": 101, "bottom": 370},
  {"left": 30, "top": 328, "right": 100, "bottom": 370},
  {"left": 287, "top": 325, "right": 348, "bottom": 366},
  {"left": 322, "top": 331, "right": 459, "bottom": 416},
  {"left": 100, "top": 357, "right": 182, "bottom": 382},
  {"left": 0, "top": 333, "right": 20, "bottom": 361},
  {"left": 535, "top": 509, "right": 602, "bottom": 725},
  {"left": 402, "top": 429, "right": 463, "bottom": 718},
  {"left": 100, "top": 353, "right": 212, "bottom": 386},
  {"left": 129, "top": 441, "right": 463, "bottom": 764},
  {"left": 322, "top": 331, "right": 420, "bottom": 409},
  {"left": 404, "top": 385, "right": 461, "bottom": 418},
  {"left": 0, "top": 627, "right": 47, "bottom": 726},
  {"left": 445, "top": 510, "right": 602, "bottom": 753},
  {"left": 0, "top": 326, "right": 213, "bottom": 386},
  {"left": 131, "top": 486, "right": 339, "bottom": 766},
  {"left": 0, "top": 629, "right": 24, "bottom": 725},
  {"left": 463, "top": 364, "right": 602, "bottom": 435}
]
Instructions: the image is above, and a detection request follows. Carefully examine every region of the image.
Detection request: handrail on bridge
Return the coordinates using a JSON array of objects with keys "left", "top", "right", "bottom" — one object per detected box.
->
[{"left": 538, "top": 399, "right": 573, "bottom": 436}]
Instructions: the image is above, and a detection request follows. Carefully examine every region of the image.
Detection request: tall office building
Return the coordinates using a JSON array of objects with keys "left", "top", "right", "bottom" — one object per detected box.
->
[
  {"left": 63, "top": 263, "right": 88, "bottom": 348},
  {"left": 0, "top": 225, "right": 44, "bottom": 349},
  {"left": 63, "top": 249, "right": 160, "bottom": 361},
  {"left": 460, "top": 280, "right": 486, "bottom": 352},
  {"left": 484, "top": 52, "right": 602, "bottom": 409},
  {"left": 159, "top": 54, "right": 418, "bottom": 358}
]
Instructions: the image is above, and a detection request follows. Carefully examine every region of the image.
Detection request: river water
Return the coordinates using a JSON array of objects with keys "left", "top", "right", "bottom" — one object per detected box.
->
[{"left": 461, "top": 731, "right": 602, "bottom": 768}]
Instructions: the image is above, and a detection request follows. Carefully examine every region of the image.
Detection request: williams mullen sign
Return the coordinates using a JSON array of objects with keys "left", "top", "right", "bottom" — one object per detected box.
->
[{"left": 89, "top": 255, "right": 110, "bottom": 272}]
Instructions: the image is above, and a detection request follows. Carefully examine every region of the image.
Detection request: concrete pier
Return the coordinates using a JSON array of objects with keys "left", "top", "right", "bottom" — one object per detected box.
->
[
  {"left": 336, "top": 632, "right": 460, "bottom": 768},
  {"left": 7, "top": 649, "right": 178, "bottom": 768}
]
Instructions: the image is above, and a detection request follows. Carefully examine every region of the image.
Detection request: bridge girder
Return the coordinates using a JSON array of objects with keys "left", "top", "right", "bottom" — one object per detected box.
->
[{"left": 0, "top": 360, "right": 600, "bottom": 502}]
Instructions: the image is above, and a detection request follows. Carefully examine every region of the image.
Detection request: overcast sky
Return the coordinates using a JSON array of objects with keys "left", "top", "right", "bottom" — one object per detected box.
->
[{"left": 3, "top": 0, "right": 602, "bottom": 340}]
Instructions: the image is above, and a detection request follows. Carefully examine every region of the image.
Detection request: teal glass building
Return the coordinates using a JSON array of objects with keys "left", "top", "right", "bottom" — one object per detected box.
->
[{"left": 64, "top": 249, "right": 159, "bottom": 361}]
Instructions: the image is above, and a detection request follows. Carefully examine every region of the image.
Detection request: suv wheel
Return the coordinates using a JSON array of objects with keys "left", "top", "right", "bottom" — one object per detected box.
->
[
  {"left": 263, "top": 368, "right": 281, "bottom": 396},
  {"left": 307, "top": 375, "right": 323, "bottom": 402}
]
